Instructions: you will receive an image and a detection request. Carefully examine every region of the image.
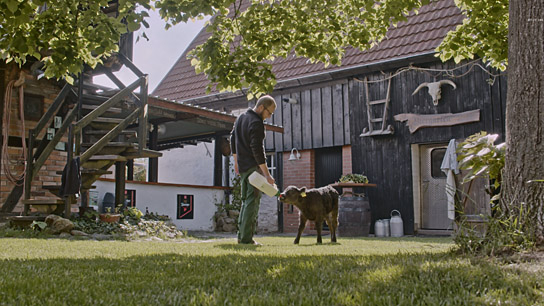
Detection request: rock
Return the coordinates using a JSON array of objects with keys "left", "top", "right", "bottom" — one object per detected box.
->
[
  {"left": 220, "top": 211, "right": 228, "bottom": 218},
  {"left": 215, "top": 217, "right": 225, "bottom": 228},
  {"left": 222, "top": 223, "right": 237, "bottom": 232},
  {"left": 70, "top": 230, "right": 88, "bottom": 236},
  {"left": 59, "top": 232, "right": 72, "bottom": 238},
  {"left": 224, "top": 217, "right": 235, "bottom": 224},
  {"left": 46, "top": 215, "right": 74, "bottom": 234},
  {"left": 45, "top": 214, "right": 61, "bottom": 226},
  {"left": 135, "top": 230, "right": 147, "bottom": 237},
  {"left": 228, "top": 210, "right": 240, "bottom": 218},
  {"left": 91, "top": 233, "right": 112, "bottom": 240}
]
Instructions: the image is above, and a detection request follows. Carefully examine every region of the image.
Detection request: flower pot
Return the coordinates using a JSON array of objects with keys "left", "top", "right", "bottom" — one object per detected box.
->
[{"left": 99, "top": 213, "right": 121, "bottom": 223}]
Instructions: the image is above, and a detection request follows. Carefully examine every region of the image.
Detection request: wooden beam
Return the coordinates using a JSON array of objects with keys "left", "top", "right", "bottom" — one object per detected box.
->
[
  {"left": 213, "top": 136, "right": 222, "bottom": 187},
  {"left": 149, "top": 96, "right": 284, "bottom": 133},
  {"left": 148, "top": 124, "right": 158, "bottom": 183},
  {"left": 115, "top": 161, "right": 126, "bottom": 207}
]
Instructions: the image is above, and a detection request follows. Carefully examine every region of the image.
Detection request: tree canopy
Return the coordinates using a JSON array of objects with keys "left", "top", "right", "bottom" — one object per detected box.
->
[{"left": 1, "top": 0, "right": 507, "bottom": 97}]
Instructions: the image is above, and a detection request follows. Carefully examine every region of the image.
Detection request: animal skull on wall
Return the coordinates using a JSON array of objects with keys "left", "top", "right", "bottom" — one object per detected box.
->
[{"left": 412, "top": 80, "right": 457, "bottom": 105}]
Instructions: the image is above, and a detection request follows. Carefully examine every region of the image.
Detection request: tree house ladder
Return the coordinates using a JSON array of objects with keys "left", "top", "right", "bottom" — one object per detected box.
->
[{"left": 360, "top": 75, "right": 394, "bottom": 137}]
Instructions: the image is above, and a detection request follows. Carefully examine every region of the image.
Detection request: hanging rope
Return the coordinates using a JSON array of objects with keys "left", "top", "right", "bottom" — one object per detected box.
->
[
  {"left": 354, "top": 59, "right": 507, "bottom": 84},
  {"left": 1, "top": 72, "right": 27, "bottom": 185}
]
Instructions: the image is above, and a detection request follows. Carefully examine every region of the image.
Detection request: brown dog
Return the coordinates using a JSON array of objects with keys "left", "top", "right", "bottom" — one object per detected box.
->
[{"left": 279, "top": 185, "right": 339, "bottom": 244}]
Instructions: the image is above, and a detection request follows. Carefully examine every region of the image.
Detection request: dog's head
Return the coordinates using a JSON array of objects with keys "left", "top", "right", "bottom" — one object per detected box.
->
[{"left": 279, "top": 186, "right": 307, "bottom": 203}]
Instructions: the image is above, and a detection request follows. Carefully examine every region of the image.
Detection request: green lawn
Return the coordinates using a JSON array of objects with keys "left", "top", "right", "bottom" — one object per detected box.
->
[{"left": 0, "top": 236, "right": 542, "bottom": 305}]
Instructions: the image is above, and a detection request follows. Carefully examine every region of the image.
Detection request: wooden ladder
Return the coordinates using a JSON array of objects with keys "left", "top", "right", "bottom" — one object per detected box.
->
[{"left": 360, "top": 75, "right": 394, "bottom": 137}]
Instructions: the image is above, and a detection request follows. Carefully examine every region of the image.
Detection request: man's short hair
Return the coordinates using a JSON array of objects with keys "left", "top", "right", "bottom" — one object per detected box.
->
[{"left": 255, "top": 95, "right": 277, "bottom": 110}]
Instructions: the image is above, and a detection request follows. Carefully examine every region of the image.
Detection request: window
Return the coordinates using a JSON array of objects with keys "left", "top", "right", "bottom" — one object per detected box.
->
[
  {"left": 266, "top": 153, "right": 277, "bottom": 179},
  {"left": 431, "top": 148, "right": 447, "bottom": 178}
]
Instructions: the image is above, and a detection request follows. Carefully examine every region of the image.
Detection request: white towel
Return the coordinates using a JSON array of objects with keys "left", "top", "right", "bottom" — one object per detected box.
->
[{"left": 441, "top": 139, "right": 459, "bottom": 220}]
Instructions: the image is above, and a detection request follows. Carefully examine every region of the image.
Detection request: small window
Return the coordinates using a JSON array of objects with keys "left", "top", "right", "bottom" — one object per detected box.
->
[
  {"left": 266, "top": 153, "right": 277, "bottom": 179},
  {"left": 431, "top": 148, "right": 447, "bottom": 178}
]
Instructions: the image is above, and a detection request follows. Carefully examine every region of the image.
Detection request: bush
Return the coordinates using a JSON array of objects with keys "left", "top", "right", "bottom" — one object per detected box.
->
[{"left": 455, "top": 132, "right": 536, "bottom": 255}]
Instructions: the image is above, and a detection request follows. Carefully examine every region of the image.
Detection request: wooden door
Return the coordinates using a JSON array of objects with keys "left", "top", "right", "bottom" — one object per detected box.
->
[
  {"left": 420, "top": 144, "right": 452, "bottom": 230},
  {"left": 315, "top": 146, "right": 343, "bottom": 188}
]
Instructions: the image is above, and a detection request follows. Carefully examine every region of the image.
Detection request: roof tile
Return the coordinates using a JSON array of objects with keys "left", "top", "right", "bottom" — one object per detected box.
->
[{"left": 152, "top": 0, "right": 462, "bottom": 102}]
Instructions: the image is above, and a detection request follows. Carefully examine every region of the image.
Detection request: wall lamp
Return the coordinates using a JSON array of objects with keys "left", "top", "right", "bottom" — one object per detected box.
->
[
  {"left": 288, "top": 148, "right": 301, "bottom": 161},
  {"left": 282, "top": 97, "right": 298, "bottom": 104}
]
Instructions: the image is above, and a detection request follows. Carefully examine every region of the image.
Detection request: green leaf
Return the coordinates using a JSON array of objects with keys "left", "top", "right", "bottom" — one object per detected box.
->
[{"left": 6, "top": 0, "right": 19, "bottom": 13}]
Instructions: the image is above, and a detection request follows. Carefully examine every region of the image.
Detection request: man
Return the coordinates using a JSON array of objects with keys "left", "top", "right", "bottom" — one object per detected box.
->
[{"left": 230, "top": 95, "right": 277, "bottom": 245}]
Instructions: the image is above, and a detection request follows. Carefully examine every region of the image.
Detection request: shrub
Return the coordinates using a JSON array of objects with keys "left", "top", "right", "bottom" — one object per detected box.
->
[{"left": 455, "top": 132, "right": 536, "bottom": 254}]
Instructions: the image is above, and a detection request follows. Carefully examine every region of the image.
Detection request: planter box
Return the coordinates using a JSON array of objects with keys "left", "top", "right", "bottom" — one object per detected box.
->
[{"left": 99, "top": 214, "right": 121, "bottom": 223}]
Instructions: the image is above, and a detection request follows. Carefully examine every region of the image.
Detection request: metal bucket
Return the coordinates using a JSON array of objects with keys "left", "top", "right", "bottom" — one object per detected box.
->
[{"left": 338, "top": 196, "right": 371, "bottom": 237}]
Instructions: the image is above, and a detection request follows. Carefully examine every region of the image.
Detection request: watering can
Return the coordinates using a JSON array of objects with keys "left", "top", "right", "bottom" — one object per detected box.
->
[{"left": 390, "top": 210, "right": 404, "bottom": 237}]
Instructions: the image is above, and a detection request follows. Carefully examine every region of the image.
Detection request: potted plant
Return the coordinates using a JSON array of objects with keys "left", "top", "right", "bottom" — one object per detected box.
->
[
  {"left": 338, "top": 173, "right": 369, "bottom": 184},
  {"left": 99, "top": 205, "right": 122, "bottom": 223}
]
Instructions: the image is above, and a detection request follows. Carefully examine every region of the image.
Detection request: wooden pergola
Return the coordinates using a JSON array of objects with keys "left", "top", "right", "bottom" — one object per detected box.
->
[{"left": 143, "top": 96, "right": 283, "bottom": 185}]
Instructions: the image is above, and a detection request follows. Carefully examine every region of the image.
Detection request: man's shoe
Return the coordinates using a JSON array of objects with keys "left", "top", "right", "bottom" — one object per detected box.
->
[{"left": 238, "top": 239, "right": 262, "bottom": 245}]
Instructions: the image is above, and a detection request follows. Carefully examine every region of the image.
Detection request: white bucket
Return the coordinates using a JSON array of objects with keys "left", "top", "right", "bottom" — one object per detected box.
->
[{"left": 248, "top": 172, "right": 280, "bottom": 197}]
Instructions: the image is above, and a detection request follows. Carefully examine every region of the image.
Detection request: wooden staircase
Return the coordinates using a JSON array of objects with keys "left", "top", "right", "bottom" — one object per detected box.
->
[{"left": 1, "top": 53, "right": 161, "bottom": 219}]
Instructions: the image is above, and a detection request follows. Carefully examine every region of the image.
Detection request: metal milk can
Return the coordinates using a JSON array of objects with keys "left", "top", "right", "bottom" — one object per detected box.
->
[
  {"left": 390, "top": 210, "right": 404, "bottom": 237},
  {"left": 374, "top": 219, "right": 385, "bottom": 237}
]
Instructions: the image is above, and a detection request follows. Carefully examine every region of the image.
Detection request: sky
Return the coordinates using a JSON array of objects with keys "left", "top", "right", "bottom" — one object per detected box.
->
[{"left": 93, "top": 10, "right": 208, "bottom": 93}]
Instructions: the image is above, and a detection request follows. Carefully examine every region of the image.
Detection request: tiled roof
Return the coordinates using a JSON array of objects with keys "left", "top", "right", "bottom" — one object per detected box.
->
[{"left": 153, "top": 0, "right": 463, "bottom": 102}]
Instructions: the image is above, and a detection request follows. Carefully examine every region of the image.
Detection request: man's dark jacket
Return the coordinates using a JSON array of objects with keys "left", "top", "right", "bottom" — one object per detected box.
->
[{"left": 230, "top": 108, "right": 266, "bottom": 174}]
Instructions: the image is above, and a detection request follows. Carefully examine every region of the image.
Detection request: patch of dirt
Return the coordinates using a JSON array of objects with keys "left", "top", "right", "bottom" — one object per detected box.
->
[{"left": 502, "top": 249, "right": 544, "bottom": 273}]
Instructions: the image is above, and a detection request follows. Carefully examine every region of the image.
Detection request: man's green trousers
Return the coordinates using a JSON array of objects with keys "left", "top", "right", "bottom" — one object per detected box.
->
[{"left": 237, "top": 167, "right": 262, "bottom": 243}]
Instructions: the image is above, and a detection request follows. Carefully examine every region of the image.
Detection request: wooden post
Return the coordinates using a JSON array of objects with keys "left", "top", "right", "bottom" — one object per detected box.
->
[
  {"left": 115, "top": 161, "right": 126, "bottom": 208},
  {"left": 127, "top": 159, "right": 134, "bottom": 181},
  {"left": 138, "top": 75, "right": 148, "bottom": 154},
  {"left": 64, "top": 126, "right": 74, "bottom": 218},
  {"left": 148, "top": 124, "right": 158, "bottom": 182},
  {"left": 213, "top": 136, "right": 222, "bottom": 186}
]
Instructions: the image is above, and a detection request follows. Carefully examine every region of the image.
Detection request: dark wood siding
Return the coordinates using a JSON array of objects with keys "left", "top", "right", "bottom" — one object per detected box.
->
[
  {"left": 266, "top": 82, "right": 351, "bottom": 152},
  {"left": 349, "top": 60, "right": 507, "bottom": 235}
]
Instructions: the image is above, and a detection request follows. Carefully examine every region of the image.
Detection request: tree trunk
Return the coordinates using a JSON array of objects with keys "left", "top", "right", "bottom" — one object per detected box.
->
[{"left": 502, "top": 0, "right": 544, "bottom": 242}]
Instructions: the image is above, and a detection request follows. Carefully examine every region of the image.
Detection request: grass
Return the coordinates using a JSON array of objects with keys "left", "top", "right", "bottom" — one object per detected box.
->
[{"left": 0, "top": 236, "right": 542, "bottom": 305}]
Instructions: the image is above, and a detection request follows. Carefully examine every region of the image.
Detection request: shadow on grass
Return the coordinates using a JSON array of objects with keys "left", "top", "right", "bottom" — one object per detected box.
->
[{"left": 0, "top": 250, "right": 541, "bottom": 305}]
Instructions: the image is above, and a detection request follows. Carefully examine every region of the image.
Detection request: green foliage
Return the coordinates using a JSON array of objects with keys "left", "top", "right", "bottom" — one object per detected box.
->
[
  {"left": 454, "top": 205, "right": 536, "bottom": 255},
  {"left": 339, "top": 173, "right": 369, "bottom": 184},
  {"left": 30, "top": 221, "right": 47, "bottom": 231},
  {"left": 0, "top": 226, "right": 52, "bottom": 238},
  {"left": 0, "top": 0, "right": 152, "bottom": 82},
  {"left": 457, "top": 131, "right": 505, "bottom": 200},
  {"left": 73, "top": 217, "right": 121, "bottom": 235},
  {"left": 123, "top": 206, "right": 144, "bottom": 221},
  {"left": 215, "top": 174, "right": 242, "bottom": 213},
  {"left": 437, "top": 0, "right": 508, "bottom": 71},
  {"left": 455, "top": 132, "right": 538, "bottom": 254},
  {"left": 1, "top": 1, "right": 509, "bottom": 96}
]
